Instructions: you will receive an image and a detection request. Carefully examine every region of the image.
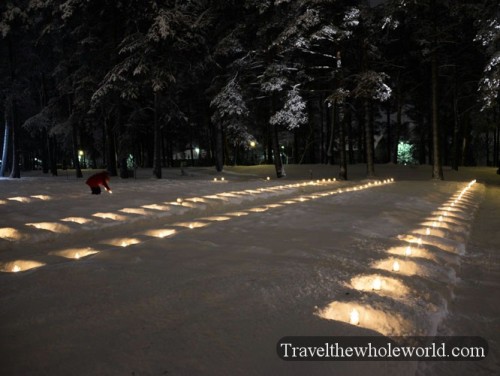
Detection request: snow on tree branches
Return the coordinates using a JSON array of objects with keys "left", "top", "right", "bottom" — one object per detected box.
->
[
  {"left": 352, "top": 71, "right": 392, "bottom": 102},
  {"left": 475, "top": 17, "right": 500, "bottom": 110},
  {"left": 211, "top": 77, "right": 254, "bottom": 146},
  {"left": 270, "top": 87, "right": 308, "bottom": 130}
]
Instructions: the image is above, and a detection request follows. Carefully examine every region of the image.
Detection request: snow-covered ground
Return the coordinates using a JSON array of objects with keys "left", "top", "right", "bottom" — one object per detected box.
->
[{"left": 0, "top": 164, "right": 498, "bottom": 375}]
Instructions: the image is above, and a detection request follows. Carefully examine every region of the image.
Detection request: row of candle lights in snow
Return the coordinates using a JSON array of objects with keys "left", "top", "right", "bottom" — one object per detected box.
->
[
  {"left": 348, "top": 179, "right": 477, "bottom": 326},
  {"left": 4, "top": 177, "right": 396, "bottom": 274}
]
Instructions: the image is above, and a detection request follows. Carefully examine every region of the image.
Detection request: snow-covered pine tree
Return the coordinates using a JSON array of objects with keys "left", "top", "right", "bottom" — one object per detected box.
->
[{"left": 210, "top": 76, "right": 252, "bottom": 168}]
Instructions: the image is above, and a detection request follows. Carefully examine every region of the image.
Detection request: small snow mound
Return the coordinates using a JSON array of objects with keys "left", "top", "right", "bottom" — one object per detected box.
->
[
  {"left": 316, "top": 300, "right": 413, "bottom": 337},
  {"left": 0, "top": 260, "right": 45, "bottom": 273}
]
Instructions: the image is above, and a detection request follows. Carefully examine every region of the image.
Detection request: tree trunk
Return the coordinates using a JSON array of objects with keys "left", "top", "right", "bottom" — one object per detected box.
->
[
  {"left": 347, "top": 108, "right": 354, "bottom": 164},
  {"left": 42, "top": 128, "right": 49, "bottom": 174},
  {"left": 153, "top": 92, "right": 162, "bottom": 178},
  {"left": 451, "top": 90, "right": 460, "bottom": 171},
  {"left": 266, "top": 123, "right": 273, "bottom": 164},
  {"left": 49, "top": 135, "right": 58, "bottom": 176},
  {"left": 392, "top": 88, "right": 402, "bottom": 164},
  {"left": 7, "top": 35, "right": 20, "bottom": 178},
  {"left": 270, "top": 96, "right": 285, "bottom": 177},
  {"left": 71, "top": 120, "right": 83, "bottom": 178},
  {"left": 320, "top": 97, "right": 325, "bottom": 163},
  {"left": 359, "top": 103, "right": 365, "bottom": 163},
  {"left": 365, "top": 100, "right": 375, "bottom": 178},
  {"left": 339, "top": 102, "right": 347, "bottom": 180},
  {"left": 326, "top": 102, "right": 335, "bottom": 165},
  {"left": 214, "top": 122, "right": 224, "bottom": 172},
  {"left": 1, "top": 118, "right": 10, "bottom": 177},
  {"left": 493, "top": 108, "right": 498, "bottom": 167},
  {"left": 386, "top": 103, "right": 391, "bottom": 163},
  {"left": 431, "top": 50, "right": 443, "bottom": 179},
  {"left": 271, "top": 122, "right": 285, "bottom": 178},
  {"left": 105, "top": 112, "right": 118, "bottom": 176},
  {"left": 119, "top": 157, "right": 129, "bottom": 178},
  {"left": 9, "top": 100, "right": 20, "bottom": 179}
]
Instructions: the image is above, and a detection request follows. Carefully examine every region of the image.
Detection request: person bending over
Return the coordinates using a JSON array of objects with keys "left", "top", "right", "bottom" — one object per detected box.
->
[{"left": 86, "top": 171, "right": 112, "bottom": 194}]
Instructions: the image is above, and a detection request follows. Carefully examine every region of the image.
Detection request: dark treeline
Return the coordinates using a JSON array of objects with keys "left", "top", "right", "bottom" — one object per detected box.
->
[{"left": 0, "top": 0, "right": 499, "bottom": 179}]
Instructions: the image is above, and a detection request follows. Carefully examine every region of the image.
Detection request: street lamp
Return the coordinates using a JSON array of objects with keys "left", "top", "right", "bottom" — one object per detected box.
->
[{"left": 250, "top": 141, "right": 256, "bottom": 164}]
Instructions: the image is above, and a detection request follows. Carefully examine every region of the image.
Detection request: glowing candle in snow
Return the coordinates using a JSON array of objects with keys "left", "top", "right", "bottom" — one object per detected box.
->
[
  {"left": 221, "top": 177, "right": 225, "bottom": 181},
  {"left": 213, "top": 178, "right": 217, "bottom": 182},
  {"left": 393, "top": 261, "right": 400, "bottom": 272},
  {"left": 177, "top": 198, "right": 183, "bottom": 204},
  {"left": 373, "top": 277, "right": 382, "bottom": 290},
  {"left": 266, "top": 177, "right": 270, "bottom": 181},
  {"left": 432, "top": 222, "right": 437, "bottom": 228},
  {"left": 439, "top": 215, "right": 443, "bottom": 222},
  {"left": 418, "top": 238, "right": 422, "bottom": 246},
  {"left": 426, "top": 228, "right": 431, "bottom": 236},
  {"left": 189, "top": 223, "right": 194, "bottom": 229},
  {"left": 12, "top": 265, "right": 21, "bottom": 273},
  {"left": 121, "top": 241, "right": 127, "bottom": 247},
  {"left": 405, "top": 246, "right": 412, "bottom": 256},
  {"left": 350, "top": 309, "right": 360, "bottom": 325},
  {"left": 75, "top": 252, "right": 80, "bottom": 260}
]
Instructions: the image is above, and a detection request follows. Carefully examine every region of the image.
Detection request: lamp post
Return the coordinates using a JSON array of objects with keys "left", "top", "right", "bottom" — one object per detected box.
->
[
  {"left": 78, "top": 150, "right": 85, "bottom": 168},
  {"left": 250, "top": 141, "right": 256, "bottom": 164}
]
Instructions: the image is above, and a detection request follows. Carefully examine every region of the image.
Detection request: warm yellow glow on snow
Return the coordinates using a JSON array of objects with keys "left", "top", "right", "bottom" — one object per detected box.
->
[
  {"left": 393, "top": 261, "right": 400, "bottom": 272},
  {"left": 142, "top": 204, "right": 170, "bottom": 211},
  {"left": 101, "top": 237, "right": 141, "bottom": 247},
  {"left": 387, "top": 246, "right": 438, "bottom": 263},
  {"left": 405, "top": 246, "right": 412, "bottom": 256},
  {"left": 185, "top": 197, "right": 206, "bottom": 203},
  {"left": 174, "top": 221, "right": 209, "bottom": 229},
  {"left": 30, "top": 195, "right": 51, "bottom": 201},
  {"left": 25, "top": 222, "right": 72, "bottom": 233},
  {"left": 61, "top": 217, "right": 91, "bottom": 224},
  {"left": 350, "top": 309, "right": 360, "bottom": 325},
  {"left": 7, "top": 196, "right": 31, "bottom": 203},
  {"left": 1, "top": 260, "right": 45, "bottom": 273},
  {"left": 119, "top": 208, "right": 150, "bottom": 215},
  {"left": 50, "top": 247, "right": 99, "bottom": 259},
  {"left": 248, "top": 207, "right": 268, "bottom": 212},
  {"left": 0, "top": 227, "right": 22, "bottom": 241},
  {"left": 142, "top": 229, "right": 177, "bottom": 238},
  {"left": 225, "top": 212, "right": 249, "bottom": 217},
  {"left": 265, "top": 204, "right": 283, "bottom": 208},
  {"left": 201, "top": 216, "right": 231, "bottom": 222},
  {"left": 316, "top": 301, "right": 411, "bottom": 336},
  {"left": 92, "top": 212, "right": 127, "bottom": 221}
]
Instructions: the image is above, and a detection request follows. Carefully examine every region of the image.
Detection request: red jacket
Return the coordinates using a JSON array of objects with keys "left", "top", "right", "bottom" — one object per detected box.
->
[{"left": 86, "top": 171, "right": 111, "bottom": 191}]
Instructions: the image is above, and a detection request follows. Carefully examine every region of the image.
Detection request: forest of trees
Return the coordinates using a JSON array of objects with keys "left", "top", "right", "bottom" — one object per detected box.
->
[{"left": 0, "top": 0, "right": 499, "bottom": 179}]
